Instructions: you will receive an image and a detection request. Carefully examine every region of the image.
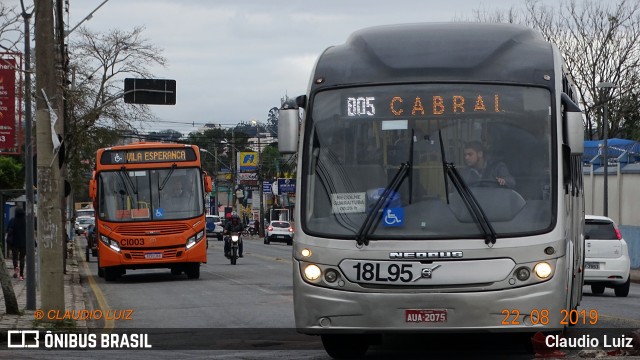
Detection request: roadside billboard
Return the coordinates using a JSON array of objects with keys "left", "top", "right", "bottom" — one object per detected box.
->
[{"left": 0, "top": 54, "right": 22, "bottom": 155}]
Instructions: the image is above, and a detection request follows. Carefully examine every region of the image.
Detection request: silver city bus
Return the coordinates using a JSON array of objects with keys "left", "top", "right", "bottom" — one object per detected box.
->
[{"left": 278, "top": 22, "right": 585, "bottom": 358}]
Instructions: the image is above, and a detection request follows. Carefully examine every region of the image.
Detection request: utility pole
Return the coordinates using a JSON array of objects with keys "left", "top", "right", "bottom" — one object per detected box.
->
[
  {"left": 258, "top": 130, "right": 264, "bottom": 237},
  {"left": 214, "top": 145, "right": 219, "bottom": 216},
  {"left": 35, "top": 0, "right": 65, "bottom": 313},
  {"left": 21, "top": 3, "right": 36, "bottom": 311},
  {"left": 231, "top": 131, "right": 237, "bottom": 212}
]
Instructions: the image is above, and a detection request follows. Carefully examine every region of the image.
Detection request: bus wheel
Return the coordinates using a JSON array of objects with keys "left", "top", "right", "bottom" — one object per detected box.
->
[
  {"left": 104, "top": 267, "right": 120, "bottom": 282},
  {"left": 97, "top": 254, "right": 104, "bottom": 278},
  {"left": 185, "top": 264, "right": 200, "bottom": 279},
  {"left": 321, "top": 334, "right": 369, "bottom": 359}
]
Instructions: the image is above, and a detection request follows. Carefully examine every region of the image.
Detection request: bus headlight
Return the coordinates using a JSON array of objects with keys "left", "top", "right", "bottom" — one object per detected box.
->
[
  {"left": 534, "top": 262, "right": 552, "bottom": 279},
  {"left": 304, "top": 264, "right": 322, "bottom": 281},
  {"left": 515, "top": 267, "right": 531, "bottom": 281},
  {"left": 186, "top": 230, "right": 205, "bottom": 249},
  {"left": 324, "top": 269, "right": 339, "bottom": 283},
  {"left": 100, "top": 235, "right": 120, "bottom": 252}
]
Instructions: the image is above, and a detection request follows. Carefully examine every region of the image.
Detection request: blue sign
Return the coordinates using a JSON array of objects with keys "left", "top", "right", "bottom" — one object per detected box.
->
[
  {"left": 263, "top": 181, "right": 272, "bottom": 194},
  {"left": 382, "top": 207, "right": 404, "bottom": 227},
  {"left": 278, "top": 178, "right": 296, "bottom": 193},
  {"left": 155, "top": 208, "right": 165, "bottom": 218}
]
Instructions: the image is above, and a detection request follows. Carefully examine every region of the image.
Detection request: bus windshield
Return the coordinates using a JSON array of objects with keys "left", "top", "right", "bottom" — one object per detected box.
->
[
  {"left": 98, "top": 167, "right": 204, "bottom": 222},
  {"left": 304, "top": 84, "right": 554, "bottom": 240}
]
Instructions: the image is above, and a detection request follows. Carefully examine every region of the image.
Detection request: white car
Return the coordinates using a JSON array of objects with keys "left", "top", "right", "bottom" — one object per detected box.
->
[
  {"left": 75, "top": 216, "right": 95, "bottom": 235},
  {"left": 206, "top": 215, "right": 223, "bottom": 241},
  {"left": 264, "top": 220, "right": 294, "bottom": 245},
  {"left": 583, "top": 215, "right": 631, "bottom": 297}
]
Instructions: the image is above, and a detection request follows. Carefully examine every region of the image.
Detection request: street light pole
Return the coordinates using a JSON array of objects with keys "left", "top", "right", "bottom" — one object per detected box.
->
[
  {"left": 258, "top": 129, "right": 264, "bottom": 237},
  {"left": 597, "top": 82, "right": 616, "bottom": 217},
  {"left": 603, "top": 100, "right": 609, "bottom": 217}
]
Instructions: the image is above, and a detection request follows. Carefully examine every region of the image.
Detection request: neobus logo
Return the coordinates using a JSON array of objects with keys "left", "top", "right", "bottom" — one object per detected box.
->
[{"left": 389, "top": 251, "right": 463, "bottom": 259}]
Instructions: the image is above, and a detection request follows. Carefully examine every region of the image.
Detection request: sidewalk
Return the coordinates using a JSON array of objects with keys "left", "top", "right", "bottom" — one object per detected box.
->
[{"left": 0, "top": 240, "right": 87, "bottom": 330}]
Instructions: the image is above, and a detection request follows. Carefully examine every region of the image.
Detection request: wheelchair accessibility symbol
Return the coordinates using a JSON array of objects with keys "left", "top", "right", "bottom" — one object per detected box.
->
[
  {"left": 155, "top": 208, "right": 164, "bottom": 218},
  {"left": 383, "top": 208, "right": 404, "bottom": 227}
]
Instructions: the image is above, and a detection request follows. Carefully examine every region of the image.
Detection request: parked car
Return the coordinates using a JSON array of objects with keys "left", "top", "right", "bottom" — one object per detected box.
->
[
  {"left": 75, "top": 216, "right": 94, "bottom": 235},
  {"left": 84, "top": 224, "right": 98, "bottom": 262},
  {"left": 264, "top": 220, "right": 294, "bottom": 245},
  {"left": 583, "top": 215, "right": 631, "bottom": 297},
  {"left": 206, "top": 215, "right": 223, "bottom": 241}
]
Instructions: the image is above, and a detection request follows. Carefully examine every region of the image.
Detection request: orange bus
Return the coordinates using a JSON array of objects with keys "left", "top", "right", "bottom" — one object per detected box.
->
[{"left": 89, "top": 142, "right": 212, "bottom": 281}]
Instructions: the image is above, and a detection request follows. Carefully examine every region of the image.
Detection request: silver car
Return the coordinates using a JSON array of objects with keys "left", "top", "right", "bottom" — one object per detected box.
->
[
  {"left": 75, "top": 216, "right": 95, "bottom": 235},
  {"left": 583, "top": 215, "right": 631, "bottom": 297}
]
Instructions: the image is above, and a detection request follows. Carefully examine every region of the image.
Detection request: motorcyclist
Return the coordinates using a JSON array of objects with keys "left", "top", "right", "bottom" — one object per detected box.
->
[{"left": 224, "top": 213, "right": 244, "bottom": 258}]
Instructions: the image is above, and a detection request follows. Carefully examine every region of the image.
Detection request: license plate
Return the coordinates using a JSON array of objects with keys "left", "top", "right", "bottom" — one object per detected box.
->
[
  {"left": 405, "top": 309, "right": 447, "bottom": 323},
  {"left": 585, "top": 262, "right": 600, "bottom": 270},
  {"left": 339, "top": 260, "right": 417, "bottom": 284},
  {"left": 145, "top": 252, "right": 162, "bottom": 259}
]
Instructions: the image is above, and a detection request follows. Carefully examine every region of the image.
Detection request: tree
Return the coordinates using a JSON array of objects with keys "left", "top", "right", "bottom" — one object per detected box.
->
[
  {"left": 266, "top": 107, "right": 279, "bottom": 137},
  {"left": 65, "top": 26, "right": 167, "bottom": 193},
  {"left": 185, "top": 127, "right": 235, "bottom": 173},
  {"left": 0, "top": 156, "right": 24, "bottom": 189},
  {"left": 0, "top": 2, "right": 23, "bottom": 53},
  {"left": 471, "top": 0, "right": 640, "bottom": 141}
]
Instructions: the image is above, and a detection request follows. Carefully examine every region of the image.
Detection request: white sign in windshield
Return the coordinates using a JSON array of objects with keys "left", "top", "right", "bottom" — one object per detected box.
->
[{"left": 331, "top": 192, "right": 366, "bottom": 214}]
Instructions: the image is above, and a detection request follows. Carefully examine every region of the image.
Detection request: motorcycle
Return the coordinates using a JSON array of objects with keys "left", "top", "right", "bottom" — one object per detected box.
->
[
  {"left": 226, "top": 232, "right": 242, "bottom": 265},
  {"left": 243, "top": 224, "right": 257, "bottom": 236}
]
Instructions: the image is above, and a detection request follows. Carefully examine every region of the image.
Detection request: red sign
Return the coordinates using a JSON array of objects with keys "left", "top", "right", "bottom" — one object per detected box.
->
[{"left": 0, "top": 56, "right": 18, "bottom": 152}]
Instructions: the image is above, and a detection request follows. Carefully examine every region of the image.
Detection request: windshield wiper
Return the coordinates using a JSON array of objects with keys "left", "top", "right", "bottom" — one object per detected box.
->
[
  {"left": 408, "top": 129, "right": 414, "bottom": 204},
  {"left": 356, "top": 161, "right": 411, "bottom": 246},
  {"left": 119, "top": 166, "right": 138, "bottom": 195},
  {"left": 438, "top": 132, "right": 496, "bottom": 246},
  {"left": 159, "top": 164, "right": 177, "bottom": 191},
  {"left": 444, "top": 163, "right": 497, "bottom": 245}
]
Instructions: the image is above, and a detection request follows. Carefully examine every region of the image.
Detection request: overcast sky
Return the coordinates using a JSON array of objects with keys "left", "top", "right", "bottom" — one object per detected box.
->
[{"left": 58, "top": 0, "right": 557, "bottom": 134}]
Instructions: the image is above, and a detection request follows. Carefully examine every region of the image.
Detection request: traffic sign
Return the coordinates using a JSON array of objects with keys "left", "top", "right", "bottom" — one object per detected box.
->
[{"left": 124, "top": 78, "right": 176, "bottom": 105}]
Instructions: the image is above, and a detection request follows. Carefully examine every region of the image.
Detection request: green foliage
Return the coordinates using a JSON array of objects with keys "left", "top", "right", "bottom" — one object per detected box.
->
[
  {"left": 66, "top": 127, "right": 122, "bottom": 202},
  {"left": 0, "top": 156, "right": 24, "bottom": 190},
  {"left": 260, "top": 143, "right": 295, "bottom": 180}
]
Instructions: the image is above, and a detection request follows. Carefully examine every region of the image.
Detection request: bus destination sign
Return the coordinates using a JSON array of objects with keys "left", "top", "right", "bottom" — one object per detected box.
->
[{"left": 101, "top": 147, "right": 198, "bottom": 165}]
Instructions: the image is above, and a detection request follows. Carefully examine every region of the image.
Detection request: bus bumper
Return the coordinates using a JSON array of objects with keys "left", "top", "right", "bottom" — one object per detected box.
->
[
  {"left": 293, "top": 261, "right": 568, "bottom": 333},
  {"left": 98, "top": 240, "right": 207, "bottom": 269}
]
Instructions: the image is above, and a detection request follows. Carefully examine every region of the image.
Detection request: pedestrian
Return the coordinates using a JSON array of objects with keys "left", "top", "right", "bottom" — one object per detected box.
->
[{"left": 6, "top": 207, "right": 27, "bottom": 280}]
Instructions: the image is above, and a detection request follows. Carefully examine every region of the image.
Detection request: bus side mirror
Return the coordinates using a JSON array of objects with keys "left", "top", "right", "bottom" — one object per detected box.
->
[
  {"left": 562, "top": 93, "right": 584, "bottom": 155},
  {"left": 89, "top": 179, "right": 97, "bottom": 200},
  {"left": 278, "top": 96, "right": 303, "bottom": 154},
  {"left": 204, "top": 174, "right": 213, "bottom": 193}
]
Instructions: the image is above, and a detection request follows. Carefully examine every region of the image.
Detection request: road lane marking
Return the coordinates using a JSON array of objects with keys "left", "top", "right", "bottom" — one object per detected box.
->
[{"left": 76, "top": 241, "right": 114, "bottom": 330}]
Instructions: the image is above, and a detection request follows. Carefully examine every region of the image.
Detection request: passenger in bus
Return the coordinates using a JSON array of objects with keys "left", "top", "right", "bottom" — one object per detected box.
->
[{"left": 460, "top": 141, "right": 516, "bottom": 189}]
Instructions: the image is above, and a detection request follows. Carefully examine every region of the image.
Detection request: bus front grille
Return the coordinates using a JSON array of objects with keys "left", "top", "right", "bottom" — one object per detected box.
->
[
  {"left": 127, "top": 249, "right": 180, "bottom": 259},
  {"left": 116, "top": 223, "right": 191, "bottom": 236}
]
